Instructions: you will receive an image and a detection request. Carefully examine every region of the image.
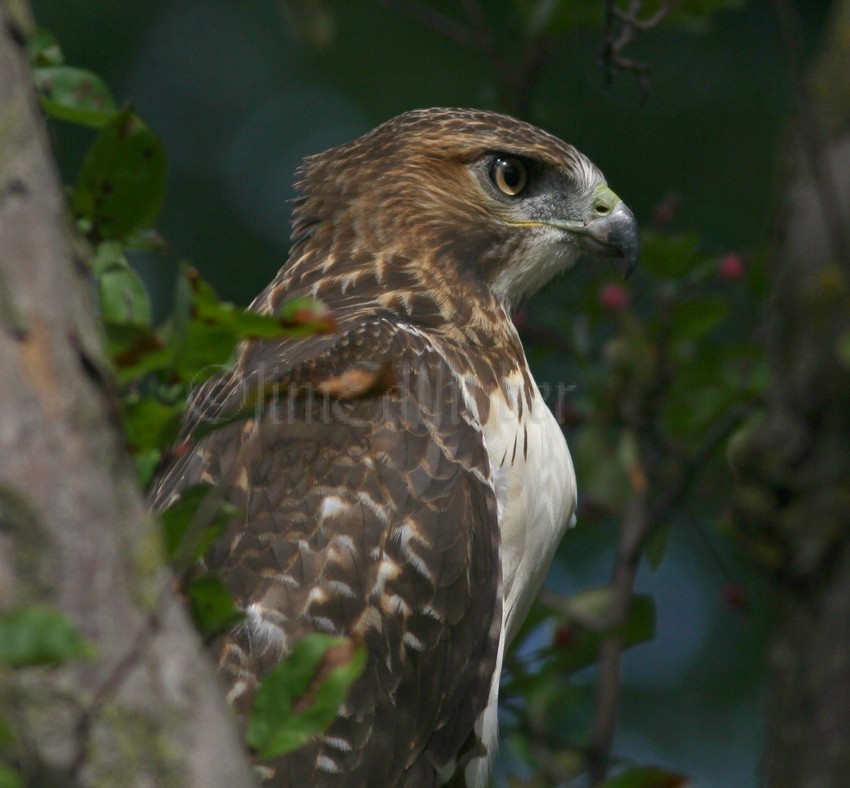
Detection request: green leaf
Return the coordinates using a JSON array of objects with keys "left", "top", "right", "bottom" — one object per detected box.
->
[
  {"left": 669, "top": 296, "right": 729, "bottom": 343},
  {"left": 186, "top": 574, "right": 244, "bottom": 638},
  {"left": 134, "top": 448, "right": 163, "bottom": 490},
  {"left": 92, "top": 241, "right": 152, "bottom": 326},
  {"left": 73, "top": 108, "right": 167, "bottom": 241},
  {"left": 0, "top": 716, "right": 14, "bottom": 747},
  {"left": 547, "top": 592, "right": 656, "bottom": 675},
  {"left": 124, "top": 228, "right": 168, "bottom": 252},
  {"left": 663, "top": 382, "right": 728, "bottom": 437},
  {"left": 174, "top": 321, "right": 241, "bottom": 381},
  {"left": 645, "top": 523, "right": 673, "bottom": 570},
  {"left": 247, "top": 634, "right": 367, "bottom": 759},
  {"left": 190, "top": 277, "right": 328, "bottom": 341},
  {"left": 603, "top": 764, "right": 691, "bottom": 787},
  {"left": 159, "top": 484, "right": 236, "bottom": 564},
  {"left": 561, "top": 586, "right": 617, "bottom": 628},
  {"left": 166, "top": 270, "right": 246, "bottom": 381},
  {"left": 103, "top": 321, "right": 171, "bottom": 383},
  {"left": 101, "top": 266, "right": 335, "bottom": 387},
  {"left": 34, "top": 66, "right": 117, "bottom": 128},
  {"left": 0, "top": 763, "right": 23, "bottom": 788},
  {"left": 122, "top": 392, "right": 184, "bottom": 487},
  {"left": 89, "top": 240, "right": 124, "bottom": 277},
  {"left": 99, "top": 264, "right": 151, "bottom": 323},
  {"left": 0, "top": 606, "right": 94, "bottom": 668},
  {"left": 639, "top": 231, "right": 701, "bottom": 280},
  {"left": 27, "top": 28, "right": 63, "bottom": 66},
  {"left": 662, "top": 336, "right": 742, "bottom": 436},
  {"left": 274, "top": 296, "right": 337, "bottom": 337},
  {"left": 123, "top": 396, "right": 183, "bottom": 454},
  {"left": 573, "top": 425, "right": 631, "bottom": 509},
  {"left": 168, "top": 270, "right": 335, "bottom": 382},
  {"left": 620, "top": 594, "right": 656, "bottom": 647}
]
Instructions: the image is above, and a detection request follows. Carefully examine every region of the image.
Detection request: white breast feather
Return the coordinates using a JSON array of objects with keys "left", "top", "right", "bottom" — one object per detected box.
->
[
  {"left": 486, "top": 372, "right": 576, "bottom": 642},
  {"left": 462, "top": 370, "right": 577, "bottom": 786}
]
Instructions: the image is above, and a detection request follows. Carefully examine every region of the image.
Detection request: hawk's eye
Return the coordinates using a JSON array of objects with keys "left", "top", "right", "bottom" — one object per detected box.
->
[{"left": 490, "top": 156, "right": 528, "bottom": 197}]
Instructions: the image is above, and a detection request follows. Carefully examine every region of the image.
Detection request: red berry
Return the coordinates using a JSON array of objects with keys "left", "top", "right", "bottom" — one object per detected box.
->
[
  {"left": 651, "top": 191, "right": 682, "bottom": 227},
  {"left": 718, "top": 253, "right": 745, "bottom": 281},
  {"left": 723, "top": 582, "right": 748, "bottom": 612},
  {"left": 598, "top": 283, "right": 630, "bottom": 311},
  {"left": 554, "top": 625, "right": 575, "bottom": 649}
]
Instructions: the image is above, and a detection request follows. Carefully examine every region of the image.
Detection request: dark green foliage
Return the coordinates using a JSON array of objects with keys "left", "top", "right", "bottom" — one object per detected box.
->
[
  {"left": 187, "top": 575, "right": 245, "bottom": 639},
  {"left": 33, "top": 65, "right": 116, "bottom": 128},
  {"left": 29, "top": 27, "right": 117, "bottom": 128},
  {"left": 504, "top": 592, "right": 655, "bottom": 700},
  {"left": 73, "top": 109, "right": 167, "bottom": 241},
  {"left": 247, "top": 634, "right": 367, "bottom": 759},
  {"left": 93, "top": 241, "right": 152, "bottom": 324},
  {"left": 159, "top": 484, "right": 236, "bottom": 565},
  {"left": 0, "top": 764, "right": 22, "bottom": 788}
]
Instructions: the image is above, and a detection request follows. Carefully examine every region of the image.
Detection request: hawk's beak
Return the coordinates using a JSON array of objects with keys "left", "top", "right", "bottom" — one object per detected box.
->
[
  {"left": 575, "top": 199, "right": 640, "bottom": 280},
  {"left": 549, "top": 188, "right": 640, "bottom": 279}
]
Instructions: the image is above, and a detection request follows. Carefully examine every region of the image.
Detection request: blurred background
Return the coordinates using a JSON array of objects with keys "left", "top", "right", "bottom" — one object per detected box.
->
[{"left": 30, "top": 1, "right": 833, "bottom": 784}]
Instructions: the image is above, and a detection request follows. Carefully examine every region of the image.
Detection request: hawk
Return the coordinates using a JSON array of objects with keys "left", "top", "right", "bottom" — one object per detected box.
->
[{"left": 150, "top": 108, "right": 638, "bottom": 786}]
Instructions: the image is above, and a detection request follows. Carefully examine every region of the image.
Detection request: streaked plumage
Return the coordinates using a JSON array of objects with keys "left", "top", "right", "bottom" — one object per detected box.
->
[{"left": 149, "top": 107, "right": 638, "bottom": 786}]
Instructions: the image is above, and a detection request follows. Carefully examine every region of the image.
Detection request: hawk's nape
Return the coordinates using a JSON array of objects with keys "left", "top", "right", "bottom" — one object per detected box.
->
[{"left": 149, "top": 108, "right": 639, "bottom": 786}]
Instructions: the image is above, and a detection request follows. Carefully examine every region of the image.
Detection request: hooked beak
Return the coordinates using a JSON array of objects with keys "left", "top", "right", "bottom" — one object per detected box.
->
[
  {"left": 578, "top": 200, "right": 640, "bottom": 279},
  {"left": 549, "top": 195, "right": 640, "bottom": 279}
]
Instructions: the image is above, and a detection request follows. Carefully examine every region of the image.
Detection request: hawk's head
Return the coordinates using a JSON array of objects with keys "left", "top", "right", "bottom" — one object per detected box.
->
[{"left": 290, "top": 107, "right": 639, "bottom": 312}]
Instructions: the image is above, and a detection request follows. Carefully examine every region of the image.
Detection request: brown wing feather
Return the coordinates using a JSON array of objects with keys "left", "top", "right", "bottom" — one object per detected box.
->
[{"left": 150, "top": 316, "right": 502, "bottom": 785}]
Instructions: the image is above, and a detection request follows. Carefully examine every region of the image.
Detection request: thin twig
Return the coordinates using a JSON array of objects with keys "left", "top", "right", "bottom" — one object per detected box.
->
[
  {"left": 373, "top": 0, "right": 552, "bottom": 117},
  {"left": 372, "top": 0, "right": 483, "bottom": 51},
  {"left": 614, "top": 0, "right": 674, "bottom": 31},
  {"left": 586, "top": 402, "right": 752, "bottom": 783},
  {"left": 601, "top": 0, "right": 674, "bottom": 95},
  {"left": 69, "top": 603, "right": 165, "bottom": 778},
  {"left": 646, "top": 403, "right": 754, "bottom": 536},
  {"left": 460, "top": 0, "right": 493, "bottom": 50},
  {"left": 587, "top": 487, "right": 647, "bottom": 785}
]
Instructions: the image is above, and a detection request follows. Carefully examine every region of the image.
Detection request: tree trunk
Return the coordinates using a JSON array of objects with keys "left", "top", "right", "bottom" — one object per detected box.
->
[
  {"left": 732, "top": 0, "right": 850, "bottom": 783},
  {"left": 0, "top": 3, "right": 253, "bottom": 784}
]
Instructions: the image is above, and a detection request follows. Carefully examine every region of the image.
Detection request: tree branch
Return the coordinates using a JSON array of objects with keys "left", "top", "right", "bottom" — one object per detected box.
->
[
  {"left": 587, "top": 402, "right": 753, "bottom": 783},
  {"left": 372, "top": 0, "right": 482, "bottom": 51},
  {"left": 601, "top": 0, "right": 674, "bottom": 95},
  {"left": 587, "top": 488, "right": 647, "bottom": 785}
]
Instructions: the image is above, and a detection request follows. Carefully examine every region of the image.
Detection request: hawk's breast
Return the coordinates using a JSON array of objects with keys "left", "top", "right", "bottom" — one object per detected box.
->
[
  {"left": 455, "top": 363, "right": 576, "bottom": 786},
  {"left": 481, "top": 370, "right": 577, "bottom": 644}
]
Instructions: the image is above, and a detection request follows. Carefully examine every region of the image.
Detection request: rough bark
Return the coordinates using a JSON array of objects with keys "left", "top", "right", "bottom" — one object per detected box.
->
[
  {"left": 0, "top": 3, "right": 254, "bottom": 785},
  {"left": 732, "top": 1, "right": 850, "bottom": 784}
]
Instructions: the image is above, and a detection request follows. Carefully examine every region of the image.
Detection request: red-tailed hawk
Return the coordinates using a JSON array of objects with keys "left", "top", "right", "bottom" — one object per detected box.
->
[{"left": 150, "top": 108, "right": 638, "bottom": 786}]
